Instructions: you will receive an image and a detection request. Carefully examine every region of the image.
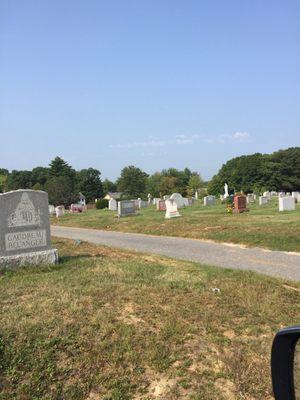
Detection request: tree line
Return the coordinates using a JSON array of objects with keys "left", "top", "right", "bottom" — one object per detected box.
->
[
  {"left": 1, "top": 148, "right": 299, "bottom": 205},
  {"left": 0, "top": 157, "right": 204, "bottom": 205},
  {"left": 207, "top": 147, "right": 300, "bottom": 195}
]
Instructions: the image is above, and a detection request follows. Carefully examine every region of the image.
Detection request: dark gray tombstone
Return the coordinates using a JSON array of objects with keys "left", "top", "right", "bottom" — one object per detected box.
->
[
  {"left": 117, "top": 200, "right": 136, "bottom": 217},
  {"left": 0, "top": 190, "right": 58, "bottom": 268}
]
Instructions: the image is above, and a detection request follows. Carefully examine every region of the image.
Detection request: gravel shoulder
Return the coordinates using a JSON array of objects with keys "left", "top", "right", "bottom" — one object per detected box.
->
[{"left": 51, "top": 225, "right": 300, "bottom": 281}]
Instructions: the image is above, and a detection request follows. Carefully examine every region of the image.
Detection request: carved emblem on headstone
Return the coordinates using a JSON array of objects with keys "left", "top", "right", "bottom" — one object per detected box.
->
[{"left": 7, "top": 192, "right": 41, "bottom": 227}]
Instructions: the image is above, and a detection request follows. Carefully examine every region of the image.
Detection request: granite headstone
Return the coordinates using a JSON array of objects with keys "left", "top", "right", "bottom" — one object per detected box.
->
[{"left": 0, "top": 190, "right": 58, "bottom": 268}]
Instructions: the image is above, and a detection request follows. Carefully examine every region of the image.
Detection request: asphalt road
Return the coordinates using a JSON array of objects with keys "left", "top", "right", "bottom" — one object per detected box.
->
[{"left": 51, "top": 226, "right": 300, "bottom": 282}]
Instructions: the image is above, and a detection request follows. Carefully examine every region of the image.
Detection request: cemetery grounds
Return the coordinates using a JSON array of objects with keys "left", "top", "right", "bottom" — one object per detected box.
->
[
  {"left": 1, "top": 197, "right": 300, "bottom": 399},
  {"left": 0, "top": 238, "right": 299, "bottom": 399},
  {"left": 52, "top": 197, "right": 300, "bottom": 252}
]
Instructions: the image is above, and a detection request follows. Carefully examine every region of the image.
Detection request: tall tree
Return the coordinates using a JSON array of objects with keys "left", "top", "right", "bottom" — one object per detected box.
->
[
  {"left": 187, "top": 173, "right": 204, "bottom": 196},
  {"left": 76, "top": 168, "right": 103, "bottom": 202},
  {"left": 31, "top": 167, "right": 49, "bottom": 187},
  {"left": 117, "top": 166, "right": 148, "bottom": 197},
  {"left": 45, "top": 176, "right": 76, "bottom": 206},
  {"left": 102, "top": 178, "right": 117, "bottom": 194},
  {"left": 146, "top": 172, "right": 163, "bottom": 197},
  {"left": 207, "top": 147, "right": 300, "bottom": 194},
  {"left": 49, "top": 157, "right": 76, "bottom": 179},
  {"left": 6, "top": 170, "right": 33, "bottom": 191}
]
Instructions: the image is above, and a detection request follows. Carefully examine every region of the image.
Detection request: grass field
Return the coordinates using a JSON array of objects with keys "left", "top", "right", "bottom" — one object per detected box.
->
[
  {"left": 51, "top": 198, "right": 300, "bottom": 252},
  {"left": 1, "top": 239, "right": 299, "bottom": 399}
]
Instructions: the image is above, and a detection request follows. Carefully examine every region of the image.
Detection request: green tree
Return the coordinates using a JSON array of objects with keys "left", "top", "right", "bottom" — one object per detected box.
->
[
  {"left": 103, "top": 178, "right": 117, "bottom": 194},
  {"left": 6, "top": 170, "right": 33, "bottom": 191},
  {"left": 117, "top": 166, "right": 148, "bottom": 197},
  {"left": 0, "top": 168, "right": 9, "bottom": 176},
  {"left": 76, "top": 168, "right": 103, "bottom": 202},
  {"left": 49, "top": 157, "right": 76, "bottom": 179},
  {"left": 159, "top": 176, "right": 178, "bottom": 195},
  {"left": 0, "top": 174, "right": 7, "bottom": 193},
  {"left": 45, "top": 176, "right": 76, "bottom": 206},
  {"left": 146, "top": 173, "right": 162, "bottom": 197},
  {"left": 207, "top": 147, "right": 300, "bottom": 194},
  {"left": 187, "top": 173, "right": 204, "bottom": 196},
  {"left": 31, "top": 167, "right": 49, "bottom": 187}
]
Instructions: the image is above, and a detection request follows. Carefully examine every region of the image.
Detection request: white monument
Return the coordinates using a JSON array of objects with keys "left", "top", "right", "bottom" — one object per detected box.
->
[
  {"left": 279, "top": 196, "right": 295, "bottom": 212},
  {"left": 165, "top": 199, "right": 181, "bottom": 219},
  {"left": 109, "top": 198, "right": 117, "bottom": 211},
  {"left": 170, "top": 193, "right": 185, "bottom": 208},
  {"left": 259, "top": 196, "right": 268, "bottom": 206},
  {"left": 224, "top": 183, "right": 229, "bottom": 198},
  {"left": 55, "top": 206, "right": 65, "bottom": 218}
]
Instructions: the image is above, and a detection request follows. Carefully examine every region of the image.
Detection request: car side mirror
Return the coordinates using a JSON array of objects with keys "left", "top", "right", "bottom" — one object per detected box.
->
[{"left": 271, "top": 326, "right": 300, "bottom": 399}]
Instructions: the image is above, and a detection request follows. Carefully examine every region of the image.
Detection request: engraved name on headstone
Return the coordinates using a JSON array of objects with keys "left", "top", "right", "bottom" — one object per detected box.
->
[{"left": 0, "top": 190, "right": 58, "bottom": 268}]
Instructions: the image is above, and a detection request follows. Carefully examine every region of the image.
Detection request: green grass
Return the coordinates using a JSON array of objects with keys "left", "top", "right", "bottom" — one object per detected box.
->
[
  {"left": 0, "top": 238, "right": 299, "bottom": 399},
  {"left": 52, "top": 198, "right": 300, "bottom": 252}
]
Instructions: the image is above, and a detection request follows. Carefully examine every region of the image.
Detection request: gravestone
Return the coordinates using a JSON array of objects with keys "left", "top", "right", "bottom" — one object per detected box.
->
[
  {"left": 259, "top": 196, "right": 268, "bottom": 206},
  {"left": 203, "top": 195, "right": 216, "bottom": 206},
  {"left": 233, "top": 195, "right": 248, "bottom": 213},
  {"left": 131, "top": 199, "right": 139, "bottom": 210},
  {"left": 55, "top": 205, "right": 65, "bottom": 217},
  {"left": 156, "top": 199, "right": 166, "bottom": 211},
  {"left": 109, "top": 198, "right": 117, "bottom": 211},
  {"left": 292, "top": 192, "right": 299, "bottom": 200},
  {"left": 0, "top": 190, "right": 58, "bottom": 268},
  {"left": 224, "top": 183, "right": 229, "bottom": 198},
  {"left": 147, "top": 193, "right": 152, "bottom": 205},
  {"left": 165, "top": 199, "right": 181, "bottom": 219},
  {"left": 170, "top": 193, "right": 185, "bottom": 208},
  {"left": 195, "top": 191, "right": 199, "bottom": 200},
  {"left": 246, "top": 194, "right": 255, "bottom": 204},
  {"left": 70, "top": 203, "right": 84, "bottom": 213},
  {"left": 279, "top": 196, "right": 295, "bottom": 212},
  {"left": 163, "top": 195, "right": 170, "bottom": 200},
  {"left": 138, "top": 199, "right": 148, "bottom": 209},
  {"left": 152, "top": 198, "right": 161, "bottom": 206},
  {"left": 183, "top": 198, "right": 189, "bottom": 207},
  {"left": 263, "top": 191, "right": 271, "bottom": 199},
  {"left": 118, "top": 200, "right": 136, "bottom": 217},
  {"left": 48, "top": 205, "right": 56, "bottom": 215}
]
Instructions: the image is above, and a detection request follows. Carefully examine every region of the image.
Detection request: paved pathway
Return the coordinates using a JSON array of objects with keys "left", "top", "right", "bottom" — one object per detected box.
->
[{"left": 51, "top": 226, "right": 300, "bottom": 281}]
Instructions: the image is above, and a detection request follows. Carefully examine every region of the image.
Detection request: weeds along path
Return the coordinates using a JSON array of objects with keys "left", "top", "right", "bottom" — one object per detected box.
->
[{"left": 51, "top": 225, "right": 300, "bottom": 281}]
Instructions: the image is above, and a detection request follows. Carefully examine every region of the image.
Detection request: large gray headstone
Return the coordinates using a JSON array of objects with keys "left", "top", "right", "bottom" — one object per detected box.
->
[
  {"left": 117, "top": 200, "right": 136, "bottom": 217},
  {"left": 0, "top": 190, "right": 58, "bottom": 268}
]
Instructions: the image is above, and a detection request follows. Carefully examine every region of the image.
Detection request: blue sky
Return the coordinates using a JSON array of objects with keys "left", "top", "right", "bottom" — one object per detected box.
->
[{"left": 1, "top": 0, "right": 299, "bottom": 180}]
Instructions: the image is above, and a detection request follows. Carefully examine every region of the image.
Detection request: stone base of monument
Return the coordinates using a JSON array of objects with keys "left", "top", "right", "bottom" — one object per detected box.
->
[{"left": 0, "top": 249, "right": 58, "bottom": 269}]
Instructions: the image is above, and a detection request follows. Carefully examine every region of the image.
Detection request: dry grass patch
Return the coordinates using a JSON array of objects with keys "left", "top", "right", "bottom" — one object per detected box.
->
[{"left": 0, "top": 238, "right": 299, "bottom": 399}]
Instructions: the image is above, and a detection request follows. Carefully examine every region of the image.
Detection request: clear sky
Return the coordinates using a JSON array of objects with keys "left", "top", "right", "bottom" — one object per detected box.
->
[{"left": 1, "top": 0, "right": 299, "bottom": 180}]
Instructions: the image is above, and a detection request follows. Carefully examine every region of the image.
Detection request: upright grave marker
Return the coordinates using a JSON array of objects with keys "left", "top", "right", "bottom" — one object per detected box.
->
[
  {"left": 233, "top": 195, "right": 248, "bottom": 213},
  {"left": 279, "top": 196, "right": 295, "bottom": 212},
  {"left": 156, "top": 199, "right": 166, "bottom": 211},
  {"left": 118, "top": 200, "right": 136, "bottom": 217},
  {"left": 138, "top": 199, "right": 148, "bottom": 209},
  {"left": 203, "top": 195, "right": 216, "bottom": 206},
  {"left": 109, "top": 198, "right": 117, "bottom": 211},
  {"left": 259, "top": 196, "right": 268, "bottom": 206},
  {"left": 170, "top": 193, "right": 185, "bottom": 208},
  {"left": 0, "top": 190, "right": 58, "bottom": 268},
  {"left": 165, "top": 199, "right": 181, "bottom": 219}
]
